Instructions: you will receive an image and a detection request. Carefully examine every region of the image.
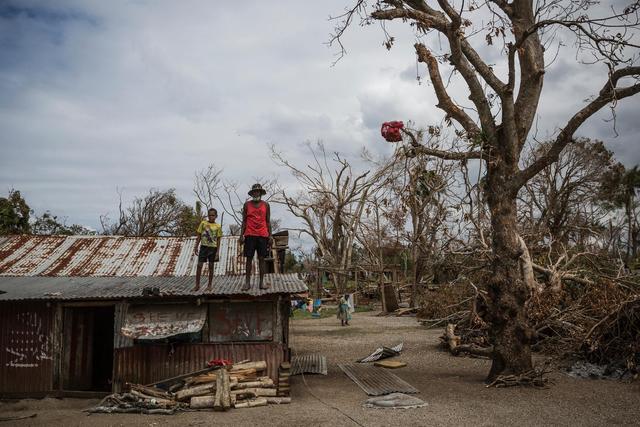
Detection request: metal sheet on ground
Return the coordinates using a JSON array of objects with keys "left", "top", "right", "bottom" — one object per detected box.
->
[
  {"left": 357, "top": 343, "right": 403, "bottom": 363},
  {"left": 338, "top": 363, "right": 419, "bottom": 396},
  {"left": 291, "top": 354, "right": 327, "bottom": 376}
]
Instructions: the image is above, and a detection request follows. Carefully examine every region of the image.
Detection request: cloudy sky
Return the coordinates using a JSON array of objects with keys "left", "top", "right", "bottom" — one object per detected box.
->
[{"left": 1, "top": 0, "right": 638, "bottom": 234}]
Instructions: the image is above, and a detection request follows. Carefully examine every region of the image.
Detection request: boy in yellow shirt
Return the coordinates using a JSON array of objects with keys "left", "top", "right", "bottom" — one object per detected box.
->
[{"left": 194, "top": 208, "right": 223, "bottom": 291}]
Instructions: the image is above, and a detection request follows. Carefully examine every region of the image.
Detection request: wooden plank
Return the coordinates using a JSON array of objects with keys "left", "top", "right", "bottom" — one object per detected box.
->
[{"left": 374, "top": 360, "right": 407, "bottom": 369}]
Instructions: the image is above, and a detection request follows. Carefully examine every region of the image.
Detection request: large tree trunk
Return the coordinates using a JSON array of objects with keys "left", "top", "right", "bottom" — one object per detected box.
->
[{"left": 483, "top": 158, "right": 535, "bottom": 382}]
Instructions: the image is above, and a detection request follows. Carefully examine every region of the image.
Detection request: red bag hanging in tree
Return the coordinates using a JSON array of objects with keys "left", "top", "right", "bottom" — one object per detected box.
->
[{"left": 381, "top": 121, "right": 404, "bottom": 142}]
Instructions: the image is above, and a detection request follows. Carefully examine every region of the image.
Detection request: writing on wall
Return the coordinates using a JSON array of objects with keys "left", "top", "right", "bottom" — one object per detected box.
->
[
  {"left": 5, "top": 312, "right": 52, "bottom": 368},
  {"left": 209, "top": 302, "right": 273, "bottom": 342}
]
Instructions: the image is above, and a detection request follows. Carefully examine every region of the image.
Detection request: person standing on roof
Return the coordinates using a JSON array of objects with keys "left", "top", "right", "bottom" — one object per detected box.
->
[
  {"left": 240, "top": 183, "right": 272, "bottom": 291},
  {"left": 194, "top": 208, "right": 222, "bottom": 291}
]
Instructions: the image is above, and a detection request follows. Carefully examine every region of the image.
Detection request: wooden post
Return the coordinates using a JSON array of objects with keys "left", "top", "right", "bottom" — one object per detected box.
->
[{"left": 379, "top": 268, "right": 387, "bottom": 312}]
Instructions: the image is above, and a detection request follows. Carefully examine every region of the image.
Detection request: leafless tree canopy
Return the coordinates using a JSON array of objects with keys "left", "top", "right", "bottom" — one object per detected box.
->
[{"left": 272, "top": 141, "right": 397, "bottom": 293}]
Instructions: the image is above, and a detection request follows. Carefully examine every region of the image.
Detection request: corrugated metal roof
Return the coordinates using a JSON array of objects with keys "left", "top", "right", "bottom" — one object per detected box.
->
[
  {"left": 0, "top": 235, "right": 259, "bottom": 277},
  {"left": 0, "top": 274, "right": 307, "bottom": 301},
  {"left": 339, "top": 363, "right": 419, "bottom": 396},
  {"left": 291, "top": 353, "right": 328, "bottom": 376}
]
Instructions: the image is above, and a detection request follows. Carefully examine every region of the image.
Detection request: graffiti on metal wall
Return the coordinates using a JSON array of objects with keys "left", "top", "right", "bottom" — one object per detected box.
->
[
  {"left": 209, "top": 302, "right": 273, "bottom": 342},
  {"left": 5, "top": 312, "right": 52, "bottom": 368}
]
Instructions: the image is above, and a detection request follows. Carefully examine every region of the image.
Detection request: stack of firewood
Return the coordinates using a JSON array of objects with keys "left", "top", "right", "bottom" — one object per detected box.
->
[
  {"left": 277, "top": 362, "right": 290, "bottom": 397},
  {"left": 85, "top": 360, "right": 291, "bottom": 415}
]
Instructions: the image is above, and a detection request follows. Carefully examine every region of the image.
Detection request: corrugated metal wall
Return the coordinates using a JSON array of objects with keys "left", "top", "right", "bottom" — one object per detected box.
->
[
  {"left": 113, "top": 343, "right": 286, "bottom": 391},
  {"left": 114, "top": 302, "right": 134, "bottom": 349},
  {"left": 0, "top": 302, "right": 55, "bottom": 393},
  {"left": 62, "top": 308, "right": 95, "bottom": 390}
]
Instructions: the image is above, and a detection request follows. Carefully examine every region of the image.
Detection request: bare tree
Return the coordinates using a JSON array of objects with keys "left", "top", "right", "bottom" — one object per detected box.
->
[
  {"left": 333, "top": 0, "right": 640, "bottom": 380},
  {"left": 217, "top": 177, "right": 281, "bottom": 228},
  {"left": 272, "top": 141, "right": 394, "bottom": 294},
  {"left": 101, "top": 188, "right": 197, "bottom": 237},
  {"left": 518, "top": 138, "right": 621, "bottom": 250},
  {"left": 193, "top": 163, "right": 281, "bottom": 233},
  {"left": 194, "top": 164, "right": 223, "bottom": 212},
  {"left": 398, "top": 145, "right": 459, "bottom": 305}
]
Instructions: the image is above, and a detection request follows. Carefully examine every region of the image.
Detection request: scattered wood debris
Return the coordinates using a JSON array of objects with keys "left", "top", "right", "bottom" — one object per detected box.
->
[
  {"left": 84, "top": 360, "right": 290, "bottom": 415},
  {"left": 374, "top": 360, "right": 407, "bottom": 369}
]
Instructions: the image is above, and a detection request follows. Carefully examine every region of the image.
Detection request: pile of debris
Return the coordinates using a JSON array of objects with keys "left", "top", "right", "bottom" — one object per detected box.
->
[
  {"left": 86, "top": 360, "right": 290, "bottom": 415},
  {"left": 425, "top": 271, "right": 640, "bottom": 377}
]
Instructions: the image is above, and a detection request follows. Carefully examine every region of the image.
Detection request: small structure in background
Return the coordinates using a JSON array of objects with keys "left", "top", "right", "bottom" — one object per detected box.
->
[
  {"left": 0, "top": 234, "right": 306, "bottom": 398},
  {"left": 312, "top": 264, "right": 403, "bottom": 313}
]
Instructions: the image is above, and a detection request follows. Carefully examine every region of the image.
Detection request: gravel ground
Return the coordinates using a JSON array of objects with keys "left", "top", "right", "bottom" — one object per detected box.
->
[{"left": 1, "top": 311, "right": 639, "bottom": 426}]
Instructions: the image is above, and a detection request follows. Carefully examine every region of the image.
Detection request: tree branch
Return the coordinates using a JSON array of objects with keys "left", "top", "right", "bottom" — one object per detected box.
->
[
  {"left": 415, "top": 43, "right": 481, "bottom": 137},
  {"left": 515, "top": 67, "right": 640, "bottom": 189}
]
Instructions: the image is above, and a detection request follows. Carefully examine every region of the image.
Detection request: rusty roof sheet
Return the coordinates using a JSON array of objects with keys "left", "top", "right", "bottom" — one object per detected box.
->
[
  {"left": 291, "top": 353, "right": 328, "bottom": 376},
  {"left": 0, "top": 273, "right": 307, "bottom": 301},
  {"left": 0, "top": 235, "right": 259, "bottom": 277},
  {"left": 339, "top": 363, "right": 419, "bottom": 396}
]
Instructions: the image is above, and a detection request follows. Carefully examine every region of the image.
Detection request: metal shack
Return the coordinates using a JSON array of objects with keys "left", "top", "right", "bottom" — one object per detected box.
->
[{"left": 0, "top": 235, "right": 306, "bottom": 398}]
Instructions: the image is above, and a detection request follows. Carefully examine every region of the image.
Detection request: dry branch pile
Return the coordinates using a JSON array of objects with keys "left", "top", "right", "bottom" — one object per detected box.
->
[
  {"left": 420, "top": 257, "right": 640, "bottom": 376},
  {"left": 85, "top": 360, "right": 291, "bottom": 415}
]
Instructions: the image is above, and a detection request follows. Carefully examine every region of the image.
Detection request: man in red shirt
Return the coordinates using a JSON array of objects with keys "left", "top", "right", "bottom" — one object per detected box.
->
[{"left": 239, "top": 183, "right": 273, "bottom": 291}]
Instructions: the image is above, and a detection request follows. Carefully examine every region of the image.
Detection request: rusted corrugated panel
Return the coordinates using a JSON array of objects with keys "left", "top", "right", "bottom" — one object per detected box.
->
[
  {"left": 291, "top": 353, "right": 328, "bottom": 376},
  {"left": 113, "top": 343, "right": 286, "bottom": 390},
  {"left": 0, "top": 273, "right": 307, "bottom": 301},
  {"left": 114, "top": 302, "right": 134, "bottom": 349},
  {"left": 0, "top": 235, "right": 262, "bottom": 278},
  {"left": 0, "top": 302, "right": 55, "bottom": 394},
  {"left": 338, "top": 363, "right": 419, "bottom": 396}
]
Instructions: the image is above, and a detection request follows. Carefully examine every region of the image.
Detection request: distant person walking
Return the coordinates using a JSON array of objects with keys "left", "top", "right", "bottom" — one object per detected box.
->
[
  {"left": 337, "top": 294, "right": 352, "bottom": 326},
  {"left": 240, "top": 183, "right": 272, "bottom": 291},
  {"left": 194, "top": 208, "right": 222, "bottom": 291}
]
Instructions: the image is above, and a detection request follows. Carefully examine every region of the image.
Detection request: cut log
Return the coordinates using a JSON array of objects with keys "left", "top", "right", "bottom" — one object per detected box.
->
[
  {"left": 231, "top": 361, "right": 267, "bottom": 372},
  {"left": 234, "top": 397, "right": 268, "bottom": 408},
  {"left": 266, "top": 397, "right": 291, "bottom": 404},
  {"left": 444, "top": 323, "right": 461, "bottom": 352},
  {"left": 190, "top": 395, "right": 215, "bottom": 409},
  {"left": 214, "top": 368, "right": 231, "bottom": 411},
  {"left": 442, "top": 323, "right": 493, "bottom": 357},
  {"left": 214, "top": 370, "right": 223, "bottom": 411},
  {"left": 168, "top": 381, "right": 185, "bottom": 393},
  {"left": 175, "top": 383, "right": 216, "bottom": 402},
  {"left": 221, "top": 369, "right": 231, "bottom": 410},
  {"left": 232, "top": 378, "right": 274, "bottom": 389},
  {"left": 231, "top": 387, "right": 277, "bottom": 397},
  {"left": 128, "top": 384, "right": 171, "bottom": 399},
  {"left": 188, "top": 373, "right": 218, "bottom": 385},
  {"left": 145, "top": 365, "right": 221, "bottom": 387}
]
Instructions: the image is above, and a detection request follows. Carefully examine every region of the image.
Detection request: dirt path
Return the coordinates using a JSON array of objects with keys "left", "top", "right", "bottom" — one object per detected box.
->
[{"left": 1, "top": 311, "right": 638, "bottom": 426}]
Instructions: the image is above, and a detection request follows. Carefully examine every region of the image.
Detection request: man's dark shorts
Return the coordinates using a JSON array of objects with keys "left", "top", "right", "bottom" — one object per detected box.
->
[
  {"left": 198, "top": 246, "right": 218, "bottom": 263},
  {"left": 244, "top": 235, "right": 269, "bottom": 258}
]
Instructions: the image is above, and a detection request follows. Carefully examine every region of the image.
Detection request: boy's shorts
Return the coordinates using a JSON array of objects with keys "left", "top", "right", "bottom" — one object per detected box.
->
[
  {"left": 198, "top": 246, "right": 218, "bottom": 263},
  {"left": 243, "top": 236, "right": 269, "bottom": 258}
]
